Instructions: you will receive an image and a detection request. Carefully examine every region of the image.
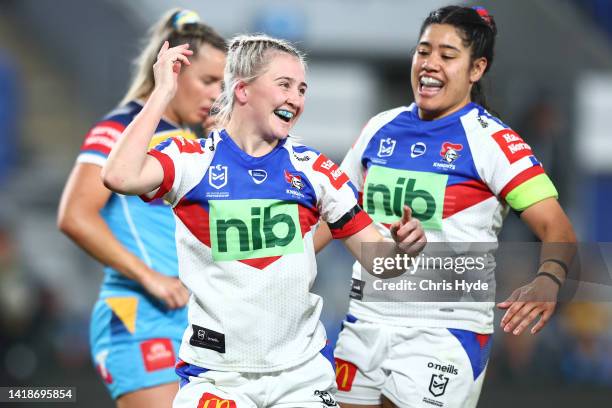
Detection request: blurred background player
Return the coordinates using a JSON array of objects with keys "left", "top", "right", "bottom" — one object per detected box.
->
[
  {"left": 57, "top": 9, "right": 226, "bottom": 408},
  {"left": 315, "top": 5, "right": 576, "bottom": 408},
  {"left": 101, "top": 34, "right": 425, "bottom": 407}
]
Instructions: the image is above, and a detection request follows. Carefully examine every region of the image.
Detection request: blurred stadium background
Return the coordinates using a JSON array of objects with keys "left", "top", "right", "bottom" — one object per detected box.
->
[{"left": 1, "top": 0, "right": 611, "bottom": 406}]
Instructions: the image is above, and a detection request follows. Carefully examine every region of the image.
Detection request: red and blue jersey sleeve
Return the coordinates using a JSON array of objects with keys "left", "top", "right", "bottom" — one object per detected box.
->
[
  {"left": 484, "top": 128, "right": 558, "bottom": 211},
  {"left": 311, "top": 153, "right": 371, "bottom": 239},
  {"left": 140, "top": 136, "right": 211, "bottom": 207},
  {"left": 76, "top": 119, "right": 126, "bottom": 167}
]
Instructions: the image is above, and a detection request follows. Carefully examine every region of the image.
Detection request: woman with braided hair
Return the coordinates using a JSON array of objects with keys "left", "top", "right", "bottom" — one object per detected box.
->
[{"left": 58, "top": 9, "right": 226, "bottom": 406}]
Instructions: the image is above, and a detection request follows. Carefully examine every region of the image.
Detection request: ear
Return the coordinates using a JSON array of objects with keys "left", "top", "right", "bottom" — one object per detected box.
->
[
  {"left": 234, "top": 81, "right": 248, "bottom": 104},
  {"left": 470, "top": 57, "right": 488, "bottom": 84}
]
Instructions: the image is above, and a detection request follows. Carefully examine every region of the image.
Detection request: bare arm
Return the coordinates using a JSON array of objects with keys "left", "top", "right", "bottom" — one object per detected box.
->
[
  {"left": 58, "top": 159, "right": 189, "bottom": 308},
  {"left": 313, "top": 222, "right": 333, "bottom": 253},
  {"left": 102, "top": 42, "right": 193, "bottom": 195},
  {"left": 498, "top": 197, "right": 577, "bottom": 335},
  {"left": 341, "top": 206, "right": 426, "bottom": 276}
]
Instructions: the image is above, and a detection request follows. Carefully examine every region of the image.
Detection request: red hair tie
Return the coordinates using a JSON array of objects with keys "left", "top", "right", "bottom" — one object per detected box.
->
[{"left": 473, "top": 6, "right": 493, "bottom": 27}]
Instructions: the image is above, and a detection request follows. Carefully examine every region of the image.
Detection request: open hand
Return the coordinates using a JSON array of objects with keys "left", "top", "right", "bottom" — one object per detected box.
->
[
  {"left": 141, "top": 270, "right": 190, "bottom": 309},
  {"left": 497, "top": 275, "right": 559, "bottom": 335}
]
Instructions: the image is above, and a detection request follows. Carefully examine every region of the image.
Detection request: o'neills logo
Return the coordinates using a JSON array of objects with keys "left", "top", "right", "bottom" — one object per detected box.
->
[
  {"left": 198, "top": 393, "right": 237, "bottom": 408},
  {"left": 335, "top": 358, "right": 358, "bottom": 391},
  {"left": 428, "top": 361, "right": 459, "bottom": 375}
]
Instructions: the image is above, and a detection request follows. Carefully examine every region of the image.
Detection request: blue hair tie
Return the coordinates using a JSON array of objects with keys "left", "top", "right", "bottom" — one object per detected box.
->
[{"left": 173, "top": 10, "right": 201, "bottom": 30}]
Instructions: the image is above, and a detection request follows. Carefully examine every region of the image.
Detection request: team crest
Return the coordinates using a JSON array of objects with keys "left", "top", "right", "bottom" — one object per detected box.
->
[
  {"left": 209, "top": 164, "right": 228, "bottom": 189},
  {"left": 439, "top": 142, "right": 463, "bottom": 164},
  {"left": 377, "top": 137, "right": 396, "bottom": 157},
  {"left": 284, "top": 169, "right": 304, "bottom": 190},
  {"left": 428, "top": 374, "right": 449, "bottom": 397}
]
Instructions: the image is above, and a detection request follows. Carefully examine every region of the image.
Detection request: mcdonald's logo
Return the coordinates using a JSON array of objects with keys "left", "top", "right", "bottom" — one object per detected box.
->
[
  {"left": 335, "top": 358, "right": 358, "bottom": 392},
  {"left": 197, "top": 392, "right": 237, "bottom": 408}
]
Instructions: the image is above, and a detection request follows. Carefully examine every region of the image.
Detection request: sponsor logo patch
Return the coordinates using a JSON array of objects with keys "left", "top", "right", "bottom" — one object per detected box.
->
[
  {"left": 197, "top": 392, "right": 236, "bottom": 408},
  {"left": 492, "top": 129, "right": 533, "bottom": 164},
  {"left": 189, "top": 324, "right": 226, "bottom": 353},
  {"left": 209, "top": 199, "right": 304, "bottom": 261},
  {"left": 313, "top": 154, "right": 349, "bottom": 190},
  {"left": 427, "top": 361, "right": 459, "bottom": 375},
  {"left": 140, "top": 338, "right": 175, "bottom": 372},
  {"left": 411, "top": 142, "right": 427, "bottom": 158},
  {"left": 248, "top": 169, "right": 268, "bottom": 184},
  {"left": 335, "top": 358, "right": 358, "bottom": 392},
  {"left": 349, "top": 278, "right": 364, "bottom": 300},
  {"left": 363, "top": 166, "right": 446, "bottom": 230}
]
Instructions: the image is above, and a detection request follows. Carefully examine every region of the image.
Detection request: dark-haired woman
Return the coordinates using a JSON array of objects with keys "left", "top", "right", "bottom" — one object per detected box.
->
[
  {"left": 314, "top": 5, "right": 576, "bottom": 408},
  {"left": 57, "top": 10, "right": 226, "bottom": 407}
]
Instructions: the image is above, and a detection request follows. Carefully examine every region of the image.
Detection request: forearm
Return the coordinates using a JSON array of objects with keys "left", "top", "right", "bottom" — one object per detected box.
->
[
  {"left": 344, "top": 226, "right": 415, "bottom": 278},
  {"left": 60, "top": 210, "right": 154, "bottom": 284},
  {"left": 313, "top": 222, "right": 333, "bottom": 254},
  {"left": 536, "top": 226, "right": 576, "bottom": 286},
  {"left": 102, "top": 90, "right": 171, "bottom": 194}
]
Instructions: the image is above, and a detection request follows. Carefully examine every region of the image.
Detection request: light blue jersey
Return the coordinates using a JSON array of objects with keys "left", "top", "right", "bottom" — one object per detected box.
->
[{"left": 77, "top": 101, "right": 195, "bottom": 399}]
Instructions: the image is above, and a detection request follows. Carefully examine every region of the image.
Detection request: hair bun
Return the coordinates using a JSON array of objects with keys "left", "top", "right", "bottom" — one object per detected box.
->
[
  {"left": 173, "top": 9, "right": 201, "bottom": 30},
  {"left": 472, "top": 6, "right": 494, "bottom": 27}
]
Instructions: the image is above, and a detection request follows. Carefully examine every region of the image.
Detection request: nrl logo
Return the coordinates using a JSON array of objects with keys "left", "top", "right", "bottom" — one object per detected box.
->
[
  {"left": 428, "top": 373, "right": 449, "bottom": 397},
  {"left": 209, "top": 164, "right": 228, "bottom": 189},
  {"left": 377, "top": 137, "right": 396, "bottom": 157}
]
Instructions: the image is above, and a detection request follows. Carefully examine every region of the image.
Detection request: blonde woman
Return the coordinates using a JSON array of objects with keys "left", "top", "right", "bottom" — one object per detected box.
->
[{"left": 101, "top": 34, "right": 425, "bottom": 407}]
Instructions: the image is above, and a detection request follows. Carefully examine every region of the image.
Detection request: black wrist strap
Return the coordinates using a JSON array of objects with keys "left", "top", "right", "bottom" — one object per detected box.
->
[
  {"left": 540, "top": 259, "right": 569, "bottom": 277},
  {"left": 536, "top": 272, "right": 562, "bottom": 288}
]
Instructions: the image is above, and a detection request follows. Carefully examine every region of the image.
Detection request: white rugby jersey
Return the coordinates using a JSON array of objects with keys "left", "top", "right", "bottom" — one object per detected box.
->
[
  {"left": 341, "top": 103, "right": 558, "bottom": 333},
  {"left": 141, "top": 129, "right": 371, "bottom": 372}
]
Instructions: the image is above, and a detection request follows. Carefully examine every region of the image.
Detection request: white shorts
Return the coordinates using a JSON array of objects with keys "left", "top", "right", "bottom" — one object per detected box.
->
[
  {"left": 173, "top": 349, "right": 338, "bottom": 408},
  {"left": 334, "top": 317, "right": 492, "bottom": 408}
]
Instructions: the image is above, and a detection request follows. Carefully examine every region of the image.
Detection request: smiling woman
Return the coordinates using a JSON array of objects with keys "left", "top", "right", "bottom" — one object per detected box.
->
[
  {"left": 314, "top": 5, "right": 576, "bottom": 408},
  {"left": 100, "top": 33, "right": 426, "bottom": 408},
  {"left": 212, "top": 35, "right": 308, "bottom": 153}
]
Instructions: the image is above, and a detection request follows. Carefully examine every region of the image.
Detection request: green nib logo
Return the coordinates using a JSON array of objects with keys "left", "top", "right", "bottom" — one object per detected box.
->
[
  {"left": 210, "top": 199, "right": 304, "bottom": 261},
  {"left": 364, "top": 166, "right": 446, "bottom": 230}
]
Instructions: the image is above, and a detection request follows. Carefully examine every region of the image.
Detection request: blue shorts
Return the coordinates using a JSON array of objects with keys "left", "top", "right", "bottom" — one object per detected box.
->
[{"left": 90, "top": 291, "right": 187, "bottom": 399}]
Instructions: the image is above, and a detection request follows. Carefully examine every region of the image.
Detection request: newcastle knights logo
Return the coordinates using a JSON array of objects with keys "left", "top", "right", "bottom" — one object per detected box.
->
[
  {"left": 439, "top": 142, "right": 463, "bottom": 164},
  {"left": 429, "top": 374, "right": 449, "bottom": 397},
  {"left": 284, "top": 169, "right": 304, "bottom": 190}
]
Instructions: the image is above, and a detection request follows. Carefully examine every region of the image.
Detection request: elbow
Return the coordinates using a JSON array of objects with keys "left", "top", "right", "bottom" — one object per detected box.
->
[
  {"left": 101, "top": 166, "right": 127, "bottom": 194},
  {"left": 57, "top": 208, "right": 79, "bottom": 238}
]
